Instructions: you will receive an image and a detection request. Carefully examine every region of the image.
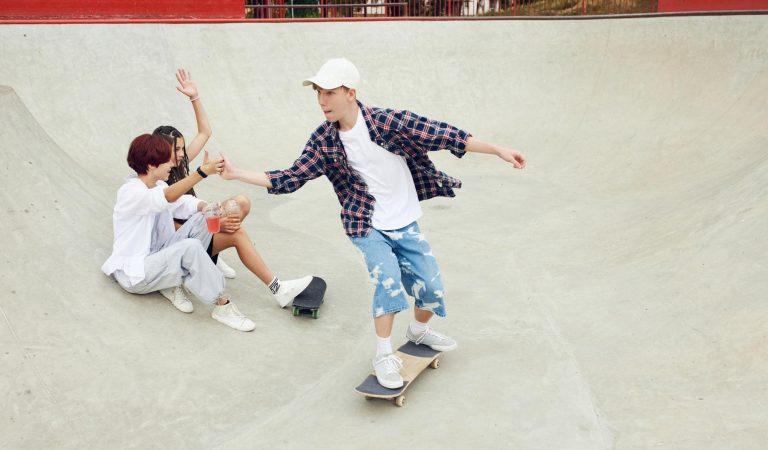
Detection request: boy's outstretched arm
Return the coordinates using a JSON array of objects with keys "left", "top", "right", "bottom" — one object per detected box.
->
[
  {"left": 465, "top": 136, "right": 527, "bottom": 169},
  {"left": 221, "top": 143, "right": 325, "bottom": 194},
  {"left": 392, "top": 109, "right": 526, "bottom": 168},
  {"left": 221, "top": 155, "right": 273, "bottom": 188}
]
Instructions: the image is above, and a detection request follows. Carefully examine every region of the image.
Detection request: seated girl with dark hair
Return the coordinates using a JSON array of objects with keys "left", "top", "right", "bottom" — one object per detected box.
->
[
  {"left": 152, "top": 69, "right": 313, "bottom": 313},
  {"left": 153, "top": 68, "right": 239, "bottom": 279}
]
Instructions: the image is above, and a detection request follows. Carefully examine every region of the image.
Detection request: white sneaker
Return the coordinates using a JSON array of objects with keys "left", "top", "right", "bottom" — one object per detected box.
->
[
  {"left": 406, "top": 325, "right": 458, "bottom": 352},
  {"left": 372, "top": 353, "right": 404, "bottom": 389},
  {"left": 217, "top": 258, "right": 236, "bottom": 279},
  {"left": 273, "top": 275, "right": 313, "bottom": 308},
  {"left": 159, "top": 286, "right": 193, "bottom": 313},
  {"left": 211, "top": 299, "right": 255, "bottom": 332}
]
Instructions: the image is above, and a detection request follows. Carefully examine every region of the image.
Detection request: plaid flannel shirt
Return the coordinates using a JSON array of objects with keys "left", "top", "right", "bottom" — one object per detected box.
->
[{"left": 266, "top": 101, "right": 471, "bottom": 237}]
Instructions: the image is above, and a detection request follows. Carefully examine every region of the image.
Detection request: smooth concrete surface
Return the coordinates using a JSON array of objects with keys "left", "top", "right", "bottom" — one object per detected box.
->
[{"left": 1, "top": 16, "right": 767, "bottom": 449}]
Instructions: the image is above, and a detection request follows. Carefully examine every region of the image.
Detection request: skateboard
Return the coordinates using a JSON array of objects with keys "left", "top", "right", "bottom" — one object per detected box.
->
[
  {"left": 354, "top": 341, "right": 442, "bottom": 407},
  {"left": 291, "top": 276, "right": 327, "bottom": 319}
]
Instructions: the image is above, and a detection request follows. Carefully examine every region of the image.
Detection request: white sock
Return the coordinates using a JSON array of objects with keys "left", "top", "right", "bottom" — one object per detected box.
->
[
  {"left": 376, "top": 335, "right": 393, "bottom": 357},
  {"left": 409, "top": 320, "right": 429, "bottom": 335},
  {"left": 268, "top": 277, "right": 281, "bottom": 295}
]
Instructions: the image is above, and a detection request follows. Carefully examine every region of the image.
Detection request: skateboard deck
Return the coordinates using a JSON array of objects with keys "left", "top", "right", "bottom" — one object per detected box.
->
[
  {"left": 354, "top": 341, "right": 442, "bottom": 407},
  {"left": 291, "top": 276, "right": 326, "bottom": 319}
]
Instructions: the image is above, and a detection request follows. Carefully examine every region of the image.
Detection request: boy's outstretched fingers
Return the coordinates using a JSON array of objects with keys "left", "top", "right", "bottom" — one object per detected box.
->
[
  {"left": 515, "top": 151, "right": 527, "bottom": 169},
  {"left": 220, "top": 153, "right": 238, "bottom": 180},
  {"left": 498, "top": 147, "right": 525, "bottom": 169}
]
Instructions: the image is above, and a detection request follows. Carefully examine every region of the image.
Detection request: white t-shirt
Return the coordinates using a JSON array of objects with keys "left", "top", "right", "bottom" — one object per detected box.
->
[
  {"left": 339, "top": 109, "right": 422, "bottom": 231},
  {"left": 101, "top": 176, "right": 200, "bottom": 286}
]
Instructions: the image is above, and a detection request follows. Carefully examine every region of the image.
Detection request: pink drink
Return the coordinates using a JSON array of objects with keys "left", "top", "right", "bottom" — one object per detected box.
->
[{"left": 206, "top": 216, "right": 220, "bottom": 233}]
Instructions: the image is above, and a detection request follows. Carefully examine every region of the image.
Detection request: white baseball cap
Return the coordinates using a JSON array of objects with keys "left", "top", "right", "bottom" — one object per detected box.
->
[{"left": 302, "top": 58, "right": 361, "bottom": 90}]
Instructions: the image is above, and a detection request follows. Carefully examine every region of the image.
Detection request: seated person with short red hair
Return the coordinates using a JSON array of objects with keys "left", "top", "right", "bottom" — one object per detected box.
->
[{"left": 101, "top": 134, "right": 311, "bottom": 331}]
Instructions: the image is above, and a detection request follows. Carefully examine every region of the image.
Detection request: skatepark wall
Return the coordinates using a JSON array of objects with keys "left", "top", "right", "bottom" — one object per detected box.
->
[{"left": 1, "top": 18, "right": 765, "bottom": 192}]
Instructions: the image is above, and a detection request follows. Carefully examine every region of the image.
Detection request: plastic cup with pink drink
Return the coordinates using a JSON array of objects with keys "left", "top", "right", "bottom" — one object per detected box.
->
[{"left": 203, "top": 203, "right": 221, "bottom": 233}]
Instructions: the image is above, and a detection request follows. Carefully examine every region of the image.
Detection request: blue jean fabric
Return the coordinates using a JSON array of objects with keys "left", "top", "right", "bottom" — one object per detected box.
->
[{"left": 350, "top": 221, "right": 446, "bottom": 318}]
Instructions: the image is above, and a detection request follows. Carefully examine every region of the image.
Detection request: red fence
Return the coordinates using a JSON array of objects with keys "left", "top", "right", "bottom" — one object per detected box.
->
[
  {"left": 245, "top": 0, "right": 659, "bottom": 17},
  {"left": 0, "top": 0, "right": 766, "bottom": 20},
  {"left": 0, "top": 0, "right": 243, "bottom": 20},
  {"left": 657, "top": 0, "right": 768, "bottom": 11}
]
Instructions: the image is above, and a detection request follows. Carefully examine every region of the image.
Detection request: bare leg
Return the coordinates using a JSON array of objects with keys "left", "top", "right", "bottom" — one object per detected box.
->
[
  {"left": 211, "top": 228, "right": 274, "bottom": 285},
  {"left": 374, "top": 313, "right": 396, "bottom": 338},
  {"left": 217, "top": 193, "right": 252, "bottom": 273},
  {"left": 225, "top": 194, "right": 251, "bottom": 220},
  {"left": 414, "top": 308, "right": 434, "bottom": 324},
  {"left": 237, "top": 195, "right": 251, "bottom": 218}
]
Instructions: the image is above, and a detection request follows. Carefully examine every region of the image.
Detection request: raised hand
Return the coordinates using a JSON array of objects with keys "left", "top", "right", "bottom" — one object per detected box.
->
[
  {"left": 175, "top": 68, "right": 198, "bottom": 99},
  {"left": 200, "top": 150, "right": 223, "bottom": 176}
]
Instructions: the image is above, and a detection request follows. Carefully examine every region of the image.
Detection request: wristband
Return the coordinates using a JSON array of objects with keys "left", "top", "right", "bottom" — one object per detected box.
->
[
  {"left": 190, "top": 96, "right": 199, "bottom": 102},
  {"left": 196, "top": 166, "right": 208, "bottom": 178}
]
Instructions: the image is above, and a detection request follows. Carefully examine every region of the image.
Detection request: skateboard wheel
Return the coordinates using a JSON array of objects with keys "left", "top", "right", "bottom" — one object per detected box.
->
[
  {"left": 430, "top": 358, "right": 440, "bottom": 369},
  {"left": 311, "top": 310, "right": 319, "bottom": 319},
  {"left": 292, "top": 307, "right": 299, "bottom": 316},
  {"left": 394, "top": 395, "right": 405, "bottom": 407}
]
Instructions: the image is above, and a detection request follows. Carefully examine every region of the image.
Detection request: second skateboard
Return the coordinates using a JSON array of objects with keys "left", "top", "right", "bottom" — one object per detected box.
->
[{"left": 291, "top": 276, "right": 327, "bottom": 319}]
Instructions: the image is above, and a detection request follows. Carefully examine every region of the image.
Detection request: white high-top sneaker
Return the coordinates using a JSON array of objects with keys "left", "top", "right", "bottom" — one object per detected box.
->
[
  {"left": 211, "top": 299, "right": 255, "bottom": 332},
  {"left": 159, "top": 286, "right": 193, "bottom": 313},
  {"left": 217, "top": 258, "right": 236, "bottom": 279},
  {"left": 273, "top": 276, "right": 313, "bottom": 308}
]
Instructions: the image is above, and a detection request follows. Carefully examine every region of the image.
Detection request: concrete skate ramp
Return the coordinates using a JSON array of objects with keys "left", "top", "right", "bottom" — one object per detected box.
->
[{"left": 1, "top": 16, "right": 767, "bottom": 449}]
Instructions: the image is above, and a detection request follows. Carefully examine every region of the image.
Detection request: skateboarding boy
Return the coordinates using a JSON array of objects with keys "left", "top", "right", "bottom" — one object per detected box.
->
[
  {"left": 101, "top": 134, "right": 312, "bottom": 332},
  {"left": 222, "top": 58, "right": 526, "bottom": 386}
]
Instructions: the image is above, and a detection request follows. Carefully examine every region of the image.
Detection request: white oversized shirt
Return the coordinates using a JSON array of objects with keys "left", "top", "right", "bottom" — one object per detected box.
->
[
  {"left": 101, "top": 176, "right": 201, "bottom": 286},
  {"left": 338, "top": 109, "right": 422, "bottom": 230}
]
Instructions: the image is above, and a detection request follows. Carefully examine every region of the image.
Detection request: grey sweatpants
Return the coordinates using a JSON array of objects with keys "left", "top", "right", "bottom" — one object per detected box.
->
[{"left": 114, "top": 213, "right": 225, "bottom": 304}]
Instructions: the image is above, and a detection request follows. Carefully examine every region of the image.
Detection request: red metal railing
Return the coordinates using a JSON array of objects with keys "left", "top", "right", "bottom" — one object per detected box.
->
[
  {"left": 1, "top": 0, "right": 765, "bottom": 21},
  {"left": 658, "top": 0, "right": 768, "bottom": 11},
  {"left": 246, "top": 0, "right": 658, "bottom": 18}
]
